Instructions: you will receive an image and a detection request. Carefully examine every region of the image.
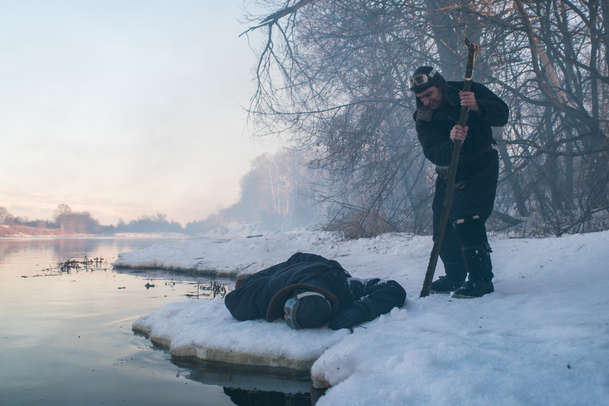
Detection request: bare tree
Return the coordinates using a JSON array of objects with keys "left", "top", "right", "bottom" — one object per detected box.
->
[{"left": 243, "top": 0, "right": 609, "bottom": 237}]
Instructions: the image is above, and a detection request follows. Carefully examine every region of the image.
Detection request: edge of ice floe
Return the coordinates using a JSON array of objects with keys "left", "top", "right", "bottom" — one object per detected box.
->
[{"left": 131, "top": 322, "right": 321, "bottom": 381}]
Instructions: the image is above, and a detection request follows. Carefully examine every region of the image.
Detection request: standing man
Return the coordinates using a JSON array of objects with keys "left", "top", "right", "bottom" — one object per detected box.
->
[{"left": 410, "top": 66, "right": 509, "bottom": 298}]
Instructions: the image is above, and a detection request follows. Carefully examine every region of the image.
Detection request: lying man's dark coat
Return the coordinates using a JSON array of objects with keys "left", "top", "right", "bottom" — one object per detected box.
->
[{"left": 224, "top": 252, "right": 406, "bottom": 329}]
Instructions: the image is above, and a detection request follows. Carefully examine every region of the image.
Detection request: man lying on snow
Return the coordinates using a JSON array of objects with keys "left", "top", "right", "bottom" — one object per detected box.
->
[{"left": 224, "top": 252, "right": 406, "bottom": 330}]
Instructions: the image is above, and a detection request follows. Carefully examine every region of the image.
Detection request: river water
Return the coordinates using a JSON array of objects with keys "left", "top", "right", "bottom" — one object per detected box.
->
[{"left": 0, "top": 238, "right": 313, "bottom": 406}]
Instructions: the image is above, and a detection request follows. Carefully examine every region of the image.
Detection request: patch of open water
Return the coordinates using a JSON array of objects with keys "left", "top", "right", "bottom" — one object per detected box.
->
[{"left": 0, "top": 238, "right": 315, "bottom": 405}]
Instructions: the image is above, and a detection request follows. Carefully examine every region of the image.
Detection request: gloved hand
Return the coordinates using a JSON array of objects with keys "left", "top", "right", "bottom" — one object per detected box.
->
[{"left": 328, "top": 305, "right": 367, "bottom": 330}]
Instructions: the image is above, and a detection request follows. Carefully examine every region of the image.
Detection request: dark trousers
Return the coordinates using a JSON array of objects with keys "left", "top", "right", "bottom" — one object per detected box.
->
[{"left": 432, "top": 150, "right": 499, "bottom": 281}]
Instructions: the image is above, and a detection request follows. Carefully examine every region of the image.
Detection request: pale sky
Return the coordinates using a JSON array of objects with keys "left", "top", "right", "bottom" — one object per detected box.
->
[{"left": 1, "top": 1, "right": 283, "bottom": 225}]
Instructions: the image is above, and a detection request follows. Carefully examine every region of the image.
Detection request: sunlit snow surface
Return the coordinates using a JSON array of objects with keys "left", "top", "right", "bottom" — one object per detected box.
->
[{"left": 121, "top": 230, "right": 609, "bottom": 405}]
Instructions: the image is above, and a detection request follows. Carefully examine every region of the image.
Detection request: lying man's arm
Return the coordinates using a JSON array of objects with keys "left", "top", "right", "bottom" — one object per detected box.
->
[{"left": 328, "top": 278, "right": 406, "bottom": 330}]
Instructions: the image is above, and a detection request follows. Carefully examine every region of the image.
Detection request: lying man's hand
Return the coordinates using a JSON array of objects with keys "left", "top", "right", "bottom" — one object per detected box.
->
[{"left": 328, "top": 305, "right": 367, "bottom": 330}]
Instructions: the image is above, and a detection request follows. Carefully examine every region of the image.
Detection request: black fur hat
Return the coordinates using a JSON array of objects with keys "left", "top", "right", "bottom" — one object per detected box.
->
[
  {"left": 283, "top": 291, "right": 332, "bottom": 329},
  {"left": 409, "top": 66, "right": 446, "bottom": 93}
]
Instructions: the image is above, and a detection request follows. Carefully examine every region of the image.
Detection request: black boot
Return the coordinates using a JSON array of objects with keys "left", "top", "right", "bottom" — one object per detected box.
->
[
  {"left": 452, "top": 246, "right": 494, "bottom": 298},
  {"left": 452, "top": 279, "right": 494, "bottom": 298},
  {"left": 430, "top": 261, "right": 466, "bottom": 294},
  {"left": 430, "top": 276, "right": 463, "bottom": 294}
]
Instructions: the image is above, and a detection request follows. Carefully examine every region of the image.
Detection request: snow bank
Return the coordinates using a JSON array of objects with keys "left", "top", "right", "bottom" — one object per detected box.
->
[
  {"left": 123, "top": 230, "right": 609, "bottom": 405},
  {"left": 133, "top": 298, "right": 349, "bottom": 372},
  {"left": 114, "top": 230, "right": 428, "bottom": 281}
]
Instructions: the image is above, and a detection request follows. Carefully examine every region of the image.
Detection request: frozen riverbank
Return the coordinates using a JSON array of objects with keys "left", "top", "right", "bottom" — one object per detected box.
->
[{"left": 121, "top": 230, "right": 609, "bottom": 405}]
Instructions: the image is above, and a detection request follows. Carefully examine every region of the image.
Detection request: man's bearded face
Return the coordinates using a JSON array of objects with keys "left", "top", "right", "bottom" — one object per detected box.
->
[{"left": 416, "top": 86, "right": 443, "bottom": 110}]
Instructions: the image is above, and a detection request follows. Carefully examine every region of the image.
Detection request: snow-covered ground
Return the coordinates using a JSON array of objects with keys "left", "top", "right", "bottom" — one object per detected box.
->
[{"left": 121, "top": 230, "right": 609, "bottom": 405}]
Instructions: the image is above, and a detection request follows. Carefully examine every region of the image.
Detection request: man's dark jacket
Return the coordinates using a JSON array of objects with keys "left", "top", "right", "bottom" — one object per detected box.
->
[
  {"left": 414, "top": 81, "right": 509, "bottom": 181},
  {"left": 224, "top": 252, "right": 406, "bottom": 329}
]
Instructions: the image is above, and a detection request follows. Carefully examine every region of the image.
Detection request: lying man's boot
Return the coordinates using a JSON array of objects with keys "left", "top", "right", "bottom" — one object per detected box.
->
[
  {"left": 430, "top": 275, "right": 464, "bottom": 294},
  {"left": 452, "top": 279, "right": 494, "bottom": 298}
]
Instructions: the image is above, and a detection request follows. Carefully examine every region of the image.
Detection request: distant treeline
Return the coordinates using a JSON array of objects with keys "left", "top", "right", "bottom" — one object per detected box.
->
[
  {"left": 114, "top": 213, "right": 183, "bottom": 234},
  {"left": 0, "top": 205, "right": 186, "bottom": 235},
  {"left": 0, "top": 207, "right": 57, "bottom": 229}
]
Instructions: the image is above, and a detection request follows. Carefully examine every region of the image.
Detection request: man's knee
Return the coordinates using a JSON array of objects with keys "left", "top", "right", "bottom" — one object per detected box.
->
[{"left": 453, "top": 215, "right": 489, "bottom": 249}]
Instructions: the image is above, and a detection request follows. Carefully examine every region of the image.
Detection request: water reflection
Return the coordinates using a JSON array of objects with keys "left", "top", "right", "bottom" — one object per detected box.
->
[
  {"left": 0, "top": 237, "right": 238, "bottom": 406},
  {"left": 223, "top": 387, "right": 311, "bottom": 406},
  {"left": 184, "top": 279, "right": 228, "bottom": 299},
  {"left": 172, "top": 358, "right": 323, "bottom": 405},
  {"left": 57, "top": 256, "right": 106, "bottom": 272},
  {"left": 114, "top": 267, "right": 233, "bottom": 299},
  {"left": 1, "top": 238, "right": 318, "bottom": 405},
  {"left": 0, "top": 237, "right": 177, "bottom": 270}
]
